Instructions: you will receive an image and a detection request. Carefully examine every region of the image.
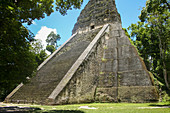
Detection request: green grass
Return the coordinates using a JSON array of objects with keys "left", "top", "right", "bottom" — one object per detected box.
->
[{"left": 9, "top": 102, "right": 170, "bottom": 113}]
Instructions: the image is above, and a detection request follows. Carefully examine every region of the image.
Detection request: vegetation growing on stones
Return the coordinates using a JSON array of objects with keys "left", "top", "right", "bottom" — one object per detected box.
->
[
  {"left": 101, "top": 58, "right": 107, "bottom": 62},
  {"left": 103, "top": 45, "right": 108, "bottom": 49}
]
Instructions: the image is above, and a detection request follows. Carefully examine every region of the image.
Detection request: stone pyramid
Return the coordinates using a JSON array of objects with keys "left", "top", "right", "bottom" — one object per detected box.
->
[{"left": 5, "top": 0, "right": 158, "bottom": 105}]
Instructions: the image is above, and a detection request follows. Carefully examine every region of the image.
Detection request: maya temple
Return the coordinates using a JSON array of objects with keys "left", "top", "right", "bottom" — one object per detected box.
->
[{"left": 5, "top": 0, "right": 158, "bottom": 105}]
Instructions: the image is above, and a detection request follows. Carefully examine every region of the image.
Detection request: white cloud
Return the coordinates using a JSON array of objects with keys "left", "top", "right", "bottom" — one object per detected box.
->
[
  {"left": 32, "top": 21, "right": 37, "bottom": 25},
  {"left": 34, "top": 26, "right": 57, "bottom": 54}
]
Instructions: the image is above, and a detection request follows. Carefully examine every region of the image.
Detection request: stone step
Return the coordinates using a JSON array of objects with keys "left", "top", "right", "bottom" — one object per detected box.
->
[{"left": 10, "top": 30, "right": 100, "bottom": 104}]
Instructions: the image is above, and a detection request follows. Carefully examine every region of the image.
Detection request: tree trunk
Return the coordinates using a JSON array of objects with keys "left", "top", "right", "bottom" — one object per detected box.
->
[
  {"left": 158, "top": 32, "right": 169, "bottom": 90},
  {"left": 156, "top": 16, "right": 170, "bottom": 90}
]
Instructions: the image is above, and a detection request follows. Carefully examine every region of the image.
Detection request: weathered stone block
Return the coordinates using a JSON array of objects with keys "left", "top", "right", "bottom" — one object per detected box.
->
[
  {"left": 118, "top": 59, "right": 129, "bottom": 71},
  {"left": 118, "top": 45, "right": 137, "bottom": 59},
  {"left": 112, "top": 60, "right": 118, "bottom": 72},
  {"left": 118, "top": 86, "right": 158, "bottom": 103},
  {"left": 110, "top": 30, "right": 119, "bottom": 37},
  {"left": 104, "top": 48, "right": 117, "bottom": 59},
  {"left": 135, "top": 70, "right": 152, "bottom": 86},
  {"left": 98, "top": 73, "right": 115, "bottom": 87},
  {"left": 95, "top": 87, "right": 117, "bottom": 102},
  {"left": 101, "top": 60, "right": 118, "bottom": 73},
  {"left": 118, "top": 36, "right": 131, "bottom": 47},
  {"left": 110, "top": 23, "right": 122, "bottom": 30},
  {"left": 118, "top": 70, "right": 152, "bottom": 86},
  {"left": 119, "top": 30, "right": 127, "bottom": 38},
  {"left": 118, "top": 71, "right": 137, "bottom": 86},
  {"left": 105, "top": 60, "right": 113, "bottom": 72},
  {"left": 118, "top": 56, "right": 143, "bottom": 71},
  {"left": 106, "top": 38, "right": 117, "bottom": 48},
  {"left": 98, "top": 74, "right": 105, "bottom": 87},
  {"left": 128, "top": 57, "right": 143, "bottom": 70}
]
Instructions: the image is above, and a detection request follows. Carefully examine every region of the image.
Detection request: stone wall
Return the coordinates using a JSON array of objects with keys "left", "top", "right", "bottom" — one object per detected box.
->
[
  {"left": 72, "top": 0, "right": 121, "bottom": 34},
  {"left": 49, "top": 23, "right": 158, "bottom": 105}
]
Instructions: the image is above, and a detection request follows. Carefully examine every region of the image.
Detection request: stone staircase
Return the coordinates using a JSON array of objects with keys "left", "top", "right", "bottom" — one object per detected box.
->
[{"left": 8, "top": 29, "right": 101, "bottom": 104}]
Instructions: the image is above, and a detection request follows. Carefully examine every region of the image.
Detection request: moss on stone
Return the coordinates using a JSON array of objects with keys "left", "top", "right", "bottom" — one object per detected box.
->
[
  {"left": 100, "top": 72, "right": 105, "bottom": 75},
  {"left": 103, "top": 45, "right": 108, "bottom": 49},
  {"left": 101, "top": 58, "right": 107, "bottom": 62}
]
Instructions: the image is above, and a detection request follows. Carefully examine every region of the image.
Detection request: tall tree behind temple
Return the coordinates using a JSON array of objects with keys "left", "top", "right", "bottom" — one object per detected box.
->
[
  {"left": 128, "top": 0, "right": 170, "bottom": 90},
  {"left": 46, "top": 31, "right": 61, "bottom": 54},
  {"left": 46, "top": 31, "right": 61, "bottom": 48}
]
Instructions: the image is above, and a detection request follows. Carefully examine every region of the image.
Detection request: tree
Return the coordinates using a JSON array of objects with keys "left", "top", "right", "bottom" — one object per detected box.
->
[
  {"left": 46, "top": 45, "right": 56, "bottom": 54},
  {"left": 30, "top": 39, "right": 43, "bottom": 54},
  {"left": 128, "top": 0, "right": 170, "bottom": 90},
  {"left": 35, "top": 50, "right": 48, "bottom": 65},
  {"left": 56, "top": 0, "right": 83, "bottom": 15},
  {"left": 0, "top": 0, "right": 83, "bottom": 100},
  {"left": 0, "top": 26, "right": 38, "bottom": 100},
  {"left": 46, "top": 31, "right": 61, "bottom": 54},
  {"left": 0, "top": 0, "right": 83, "bottom": 25},
  {"left": 30, "top": 39, "right": 48, "bottom": 65},
  {"left": 46, "top": 31, "right": 61, "bottom": 48}
]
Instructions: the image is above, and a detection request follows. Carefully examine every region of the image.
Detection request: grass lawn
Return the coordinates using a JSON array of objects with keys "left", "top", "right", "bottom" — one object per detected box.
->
[{"left": 0, "top": 102, "right": 170, "bottom": 113}]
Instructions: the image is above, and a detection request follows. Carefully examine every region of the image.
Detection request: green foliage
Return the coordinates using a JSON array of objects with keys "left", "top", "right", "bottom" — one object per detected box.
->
[
  {"left": 122, "top": 28, "right": 130, "bottom": 38},
  {"left": 46, "top": 45, "right": 56, "bottom": 54},
  {"left": 30, "top": 39, "right": 43, "bottom": 54},
  {"left": 0, "top": 0, "right": 83, "bottom": 25},
  {"left": 46, "top": 31, "right": 61, "bottom": 54},
  {"left": 0, "top": 30, "right": 37, "bottom": 100},
  {"left": 35, "top": 50, "right": 48, "bottom": 65},
  {"left": 128, "top": 0, "right": 170, "bottom": 90},
  {"left": 55, "top": 0, "right": 83, "bottom": 15},
  {"left": 162, "top": 91, "right": 170, "bottom": 102},
  {"left": 0, "top": 0, "right": 53, "bottom": 26},
  {"left": 46, "top": 31, "right": 61, "bottom": 48},
  {"left": 0, "top": 10, "right": 38, "bottom": 99},
  {"left": 30, "top": 39, "right": 48, "bottom": 65}
]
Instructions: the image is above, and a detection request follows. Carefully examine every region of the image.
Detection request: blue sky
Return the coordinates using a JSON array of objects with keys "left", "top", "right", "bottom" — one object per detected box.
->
[{"left": 25, "top": 0, "right": 146, "bottom": 49}]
